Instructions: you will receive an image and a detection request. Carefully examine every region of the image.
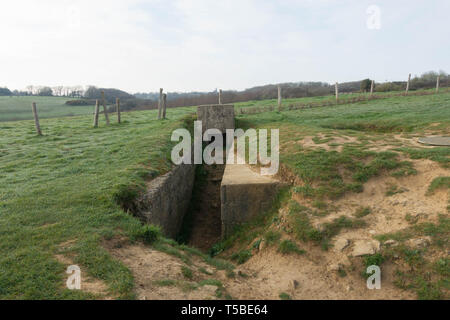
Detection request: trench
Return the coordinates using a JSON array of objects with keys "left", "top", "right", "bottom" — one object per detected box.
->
[{"left": 177, "top": 163, "right": 225, "bottom": 252}]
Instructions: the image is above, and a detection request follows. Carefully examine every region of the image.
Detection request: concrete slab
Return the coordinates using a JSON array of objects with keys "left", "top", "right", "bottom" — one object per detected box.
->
[
  {"left": 418, "top": 136, "right": 450, "bottom": 146},
  {"left": 197, "top": 104, "right": 235, "bottom": 134},
  {"left": 221, "top": 163, "right": 281, "bottom": 238}
]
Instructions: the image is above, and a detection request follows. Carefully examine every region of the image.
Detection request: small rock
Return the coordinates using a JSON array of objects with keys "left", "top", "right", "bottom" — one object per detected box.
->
[
  {"left": 327, "top": 263, "right": 341, "bottom": 272},
  {"left": 289, "top": 280, "right": 299, "bottom": 291},
  {"left": 408, "top": 237, "right": 431, "bottom": 249},
  {"left": 352, "top": 240, "right": 381, "bottom": 257},
  {"left": 346, "top": 285, "right": 353, "bottom": 292},
  {"left": 201, "top": 285, "right": 218, "bottom": 296},
  {"left": 258, "top": 239, "right": 266, "bottom": 251},
  {"left": 384, "top": 240, "right": 398, "bottom": 247},
  {"left": 334, "top": 238, "right": 350, "bottom": 252},
  {"left": 204, "top": 267, "right": 214, "bottom": 275},
  {"left": 369, "top": 230, "right": 376, "bottom": 235}
]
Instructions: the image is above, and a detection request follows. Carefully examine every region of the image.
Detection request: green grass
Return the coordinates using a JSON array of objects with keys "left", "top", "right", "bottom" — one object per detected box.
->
[
  {"left": 0, "top": 106, "right": 195, "bottom": 299},
  {"left": 279, "top": 292, "right": 292, "bottom": 300},
  {"left": 181, "top": 266, "right": 193, "bottom": 280},
  {"left": 354, "top": 207, "right": 372, "bottom": 218},
  {"left": 236, "top": 92, "right": 450, "bottom": 201},
  {"left": 376, "top": 215, "right": 449, "bottom": 299},
  {"left": 427, "top": 177, "right": 450, "bottom": 194},
  {"left": 278, "top": 240, "right": 305, "bottom": 255},
  {"left": 0, "top": 96, "right": 94, "bottom": 122},
  {"left": 263, "top": 230, "right": 282, "bottom": 246},
  {"left": 230, "top": 250, "right": 252, "bottom": 265}
]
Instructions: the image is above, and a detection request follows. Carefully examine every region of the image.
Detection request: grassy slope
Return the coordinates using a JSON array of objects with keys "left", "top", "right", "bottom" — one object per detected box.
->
[
  {"left": 225, "top": 92, "right": 450, "bottom": 299},
  {"left": 0, "top": 96, "right": 93, "bottom": 122},
  {"left": 0, "top": 107, "right": 195, "bottom": 299}
]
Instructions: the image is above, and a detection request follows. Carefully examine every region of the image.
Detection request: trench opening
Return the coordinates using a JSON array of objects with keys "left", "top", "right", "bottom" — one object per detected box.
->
[{"left": 177, "top": 140, "right": 226, "bottom": 252}]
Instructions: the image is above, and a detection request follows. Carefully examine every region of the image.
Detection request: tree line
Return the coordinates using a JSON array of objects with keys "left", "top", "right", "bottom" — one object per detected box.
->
[{"left": 1, "top": 71, "right": 448, "bottom": 113}]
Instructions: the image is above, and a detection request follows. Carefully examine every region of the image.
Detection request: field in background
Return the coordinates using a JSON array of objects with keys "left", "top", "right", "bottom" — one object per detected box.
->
[
  {"left": 0, "top": 96, "right": 93, "bottom": 122},
  {"left": 2, "top": 88, "right": 447, "bottom": 123}
]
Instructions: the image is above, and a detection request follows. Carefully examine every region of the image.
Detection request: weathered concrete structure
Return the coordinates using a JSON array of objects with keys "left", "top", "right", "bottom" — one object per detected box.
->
[
  {"left": 220, "top": 164, "right": 281, "bottom": 238},
  {"left": 197, "top": 104, "right": 235, "bottom": 134},
  {"left": 134, "top": 163, "right": 195, "bottom": 238}
]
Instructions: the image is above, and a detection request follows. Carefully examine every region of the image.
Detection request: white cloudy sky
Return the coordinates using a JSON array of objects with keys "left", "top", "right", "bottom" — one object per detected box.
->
[{"left": 1, "top": 0, "right": 449, "bottom": 93}]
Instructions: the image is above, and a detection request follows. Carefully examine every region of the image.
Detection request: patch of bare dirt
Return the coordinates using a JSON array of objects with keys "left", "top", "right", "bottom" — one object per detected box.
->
[
  {"left": 299, "top": 134, "right": 360, "bottom": 152},
  {"left": 54, "top": 252, "right": 110, "bottom": 298},
  {"left": 107, "top": 243, "right": 222, "bottom": 300},
  {"left": 218, "top": 156, "right": 448, "bottom": 300},
  {"left": 218, "top": 244, "right": 415, "bottom": 300}
]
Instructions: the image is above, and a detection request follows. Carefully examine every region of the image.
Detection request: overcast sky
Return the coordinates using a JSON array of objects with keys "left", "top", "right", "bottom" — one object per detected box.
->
[{"left": 1, "top": 0, "right": 449, "bottom": 93}]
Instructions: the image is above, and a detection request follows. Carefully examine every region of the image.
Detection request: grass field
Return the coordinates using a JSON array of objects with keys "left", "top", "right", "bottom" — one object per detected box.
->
[
  {"left": 0, "top": 96, "right": 94, "bottom": 122},
  {"left": 0, "top": 107, "right": 196, "bottom": 298},
  {"left": 1, "top": 91, "right": 449, "bottom": 299}
]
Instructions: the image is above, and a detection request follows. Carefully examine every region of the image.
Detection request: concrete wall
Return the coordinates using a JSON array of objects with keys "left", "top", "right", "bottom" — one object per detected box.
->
[
  {"left": 220, "top": 164, "right": 281, "bottom": 238},
  {"left": 134, "top": 164, "right": 195, "bottom": 238},
  {"left": 197, "top": 104, "right": 235, "bottom": 134}
]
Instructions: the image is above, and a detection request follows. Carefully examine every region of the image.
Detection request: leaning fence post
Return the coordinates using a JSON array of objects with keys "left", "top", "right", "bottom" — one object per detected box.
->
[
  {"left": 370, "top": 80, "right": 374, "bottom": 96},
  {"left": 162, "top": 93, "right": 167, "bottom": 119},
  {"left": 31, "top": 102, "right": 42, "bottom": 135},
  {"left": 93, "top": 100, "right": 100, "bottom": 128},
  {"left": 101, "top": 91, "right": 110, "bottom": 125},
  {"left": 436, "top": 76, "right": 440, "bottom": 94},
  {"left": 277, "top": 85, "right": 282, "bottom": 111},
  {"left": 158, "top": 88, "right": 163, "bottom": 120},
  {"left": 405, "top": 73, "right": 411, "bottom": 95},
  {"left": 219, "top": 89, "right": 223, "bottom": 104},
  {"left": 116, "top": 98, "right": 121, "bottom": 123},
  {"left": 335, "top": 82, "right": 339, "bottom": 103}
]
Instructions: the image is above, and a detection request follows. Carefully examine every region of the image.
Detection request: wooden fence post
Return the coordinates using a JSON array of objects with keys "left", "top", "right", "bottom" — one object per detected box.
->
[
  {"left": 116, "top": 98, "right": 121, "bottom": 123},
  {"left": 101, "top": 91, "right": 110, "bottom": 125},
  {"left": 93, "top": 100, "right": 100, "bottom": 128},
  {"left": 277, "top": 85, "right": 282, "bottom": 111},
  {"left": 219, "top": 89, "right": 222, "bottom": 105},
  {"left": 405, "top": 73, "right": 411, "bottom": 95},
  {"left": 158, "top": 88, "right": 163, "bottom": 120},
  {"left": 162, "top": 94, "right": 167, "bottom": 119},
  {"left": 31, "top": 102, "right": 42, "bottom": 135},
  {"left": 370, "top": 80, "right": 374, "bottom": 96},
  {"left": 436, "top": 76, "right": 440, "bottom": 94},
  {"left": 335, "top": 82, "right": 339, "bottom": 103}
]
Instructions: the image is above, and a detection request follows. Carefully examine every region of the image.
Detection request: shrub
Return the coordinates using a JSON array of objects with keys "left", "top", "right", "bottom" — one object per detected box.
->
[{"left": 137, "top": 225, "right": 161, "bottom": 244}]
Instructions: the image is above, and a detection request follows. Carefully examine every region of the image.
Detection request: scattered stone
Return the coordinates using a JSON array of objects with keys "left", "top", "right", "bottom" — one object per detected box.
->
[
  {"left": 408, "top": 237, "right": 431, "bottom": 249},
  {"left": 334, "top": 238, "right": 350, "bottom": 252},
  {"left": 351, "top": 240, "right": 381, "bottom": 257},
  {"left": 410, "top": 211, "right": 427, "bottom": 219},
  {"left": 384, "top": 240, "right": 398, "bottom": 247},
  {"left": 369, "top": 230, "right": 376, "bottom": 235},
  {"left": 346, "top": 285, "right": 353, "bottom": 292}
]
